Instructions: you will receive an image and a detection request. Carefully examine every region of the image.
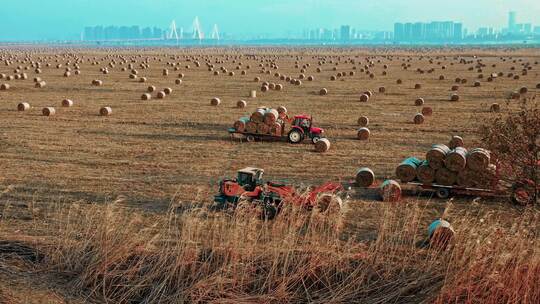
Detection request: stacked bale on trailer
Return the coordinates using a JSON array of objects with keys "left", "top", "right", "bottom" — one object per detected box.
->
[
  {"left": 231, "top": 106, "right": 288, "bottom": 138},
  {"left": 395, "top": 139, "right": 497, "bottom": 188}
]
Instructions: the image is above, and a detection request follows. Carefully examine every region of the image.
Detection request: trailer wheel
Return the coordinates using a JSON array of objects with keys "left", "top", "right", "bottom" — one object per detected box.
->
[
  {"left": 288, "top": 129, "right": 304, "bottom": 144},
  {"left": 246, "top": 135, "right": 255, "bottom": 142},
  {"left": 436, "top": 188, "right": 450, "bottom": 199}
]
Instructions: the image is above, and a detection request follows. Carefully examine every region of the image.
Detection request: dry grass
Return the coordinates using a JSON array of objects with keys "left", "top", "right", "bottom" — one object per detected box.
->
[{"left": 0, "top": 195, "right": 536, "bottom": 303}]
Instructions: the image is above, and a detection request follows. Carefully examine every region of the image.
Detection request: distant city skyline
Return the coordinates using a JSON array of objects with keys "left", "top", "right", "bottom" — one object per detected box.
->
[{"left": 0, "top": 0, "right": 539, "bottom": 41}]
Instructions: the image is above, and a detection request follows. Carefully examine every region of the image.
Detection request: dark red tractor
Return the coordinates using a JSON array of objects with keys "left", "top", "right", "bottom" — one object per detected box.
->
[
  {"left": 511, "top": 160, "right": 540, "bottom": 206},
  {"left": 287, "top": 115, "right": 324, "bottom": 144}
]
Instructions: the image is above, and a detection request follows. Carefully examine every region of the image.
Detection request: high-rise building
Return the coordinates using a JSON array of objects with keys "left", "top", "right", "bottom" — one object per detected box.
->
[
  {"left": 453, "top": 23, "right": 463, "bottom": 40},
  {"left": 83, "top": 27, "right": 95, "bottom": 41},
  {"left": 340, "top": 25, "right": 351, "bottom": 41},
  {"left": 404, "top": 23, "right": 413, "bottom": 41},
  {"left": 523, "top": 23, "right": 532, "bottom": 34},
  {"left": 394, "top": 23, "right": 404, "bottom": 41},
  {"left": 412, "top": 22, "right": 425, "bottom": 40},
  {"left": 508, "top": 11, "right": 517, "bottom": 33}
]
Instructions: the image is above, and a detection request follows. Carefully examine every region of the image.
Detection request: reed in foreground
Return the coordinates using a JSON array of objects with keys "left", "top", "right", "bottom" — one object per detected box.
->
[{"left": 15, "top": 198, "right": 540, "bottom": 303}]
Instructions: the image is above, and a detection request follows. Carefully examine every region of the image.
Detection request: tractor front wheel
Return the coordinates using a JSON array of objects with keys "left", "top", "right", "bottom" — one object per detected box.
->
[
  {"left": 288, "top": 129, "right": 304, "bottom": 144},
  {"left": 511, "top": 182, "right": 536, "bottom": 206},
  {"left": 311, "top": 136, "right": 321, "bottom": 144}
]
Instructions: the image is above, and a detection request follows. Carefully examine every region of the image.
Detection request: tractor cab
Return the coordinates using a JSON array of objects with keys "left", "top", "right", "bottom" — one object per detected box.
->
[{"left": 236, "top": 167, "right": 264, "bottom": 191}]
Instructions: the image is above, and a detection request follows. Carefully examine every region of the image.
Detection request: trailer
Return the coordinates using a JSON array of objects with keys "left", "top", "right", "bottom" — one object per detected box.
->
[{"left": 404, "top": 182, "right": 509, "bottom": 199}]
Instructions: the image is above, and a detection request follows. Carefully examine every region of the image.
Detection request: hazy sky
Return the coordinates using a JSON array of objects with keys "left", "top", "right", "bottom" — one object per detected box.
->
[{"left": 1, "top": 0, "right": 539, "bottom": 40}]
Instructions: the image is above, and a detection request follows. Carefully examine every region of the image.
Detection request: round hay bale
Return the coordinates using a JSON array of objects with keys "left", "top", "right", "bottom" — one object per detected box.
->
[
  {"left": 396, "top": 79, "right": 402, "bottom": 84},
  {"left": 474, "top": 81, "right": 481, "bottom": 87},
  {"left": 466, "top": 148, "right": 491, "bottom": 171},
  {"left": 428, "top": 219, "right": 455, "bottom": 250},
  {"left": 210, "top": 97, "right": 221, "bottom": 106},
  {"left": 275, "top": 84, "right": 283, "bottom": 91},
  {"left": 141, "top": 93, "right": 151, "bottom": 100},
  {"left": 214, "top": 71, "right": 220, "bottom": 76},
  {"left": 233, "top": 117, "right": 250, "bottom": 132},
  {"left": 330, "top": 75, "right": 337, "bottom": 81},
  {"left": 92, "top": 80, "right": 103, "bottom": 86},
  {"left": 17, "top": 102, "right": 30, "bottom": 111},
  {"left": 448, "top": 136, "right": 464, "bottom": 149},
  {"left": 257, "top": 123, "right": 270, "bottom": 134},
  {"left": 99, "top": 107, "right": 112, "bottom": 116},
  {"left": 139, "top": 77, "right": 147, "bottom": 83},
  {"left": 355, "top": 167, "right": 375, "bottom": 187},
  {"left": 319, "top": 88, "right": 328, "bottom": 95},
  {"left": 451, "top": 85, "right": 459, "bottom": 91},
  {"left": 129, "top": 73, "right": 137, "bottom": 79},
  {"left": 413, "top": 113, "right": 425, "bottom": 124},
  {"left": 254, "top": 77, "right": 260, "bottom": 82},
  {"left": 277, "top": 106, "right": 287, "bottom": 115},
  {"left": 435, "top": 167, "right": 457, "bottom": 186},
  {"left": 307, "top": 75, "right": 314, "bottom": 81},
  {"left": 314, "top": 138, "right": 331, "bottom": 153},
  {"left": 445, "top": 147, "right": 468, "bottom": 172},
  {"left": 414, "top": 83, "right": 422, "bottom": 89},
  {"left": 359, "top": 94, "right": 369, "bottom": 102},
  {"left": 0, "top": 83, "right": 10, "bottom": 90},
  {"left": 519, "top": 87, "right": 528, "bottom": 94},
  {"left": 175, "top": 79, "right": 182, "bottom": 85},
  {"left": 35, "top": 81, "right": 46, "bottom": 88},
  {"left": 157, "top": 91, "right": 166, "bottom": 99},
  {"left": 417, "top": 161, "right": 436, "bottom": 184},
  {"left": 64, "top": 71, "right": 71, "bottom": 77},
  {"left": 61, "top": 99, "right": 73, "bottom": 107},
  {"left": 357, "top": 127, "right": 370, "bottom": 140},
  {"left": 147, "top": 86, "right": 156, "bottom": 92},
  {"left": 163, "top": 87, "right": 173, "bottom": 95},
  {"left": 162, "top": 69, "right": 169, "bottom": 76},
  {"left": 490, "top": 103, "right": 500, "bottom": 112},
  {"left": 450, "top": 94, "right": 460, "bottom": 101},
  {"left": 261, "top": 85, "right": 269, "bottom": 92},
  {"left": 237, "top": 100, "right": 247, "bottom": 108},
  {"left": 426, "top": 144, "right": 451, "bottom": 169},
  {"left": 415, "top": 98, "right": 424, "bottom": 106},
  {"left": 263, "top": 109, "right": 279, "bottom": 125},
  {"left": 229, "top": 71, "right": 235, "bottom": 76},
  {"left": 378, "top": 86, "right": 386, "bottom": 93},
  {"left": 245, "top": 121, "right": 257, "bottom": 133},
  {"left": 42, "top": 107, "right": 55, "bottom": 116},
  {"left": 421, "top": 106, "right": 433, "bottom": 116},
  {"left": 250, "top": 90, "right": 257, "bottom": 98},
  {"left": 396, "top": 157, "right": 422, "bottom": 182},
  {"left": 269, "top": 83, "right": 276, "bottom": 90},
  {"left": 439, "top": 75, "right": 445, "bottom": 80},
  {"left": 250, "top": 108, "right": 266, "bottom": 123},
  {"left": 357, "top": 116, "right": 369, "bottom": 127},
  {"left": 380, "top": 180, "right": 402, "bottom": 202}
]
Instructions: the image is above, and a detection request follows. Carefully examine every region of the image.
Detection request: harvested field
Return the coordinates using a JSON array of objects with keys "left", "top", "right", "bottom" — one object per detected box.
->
[{"left": 0, "top": 46, "right": 539, "bottom": 303}]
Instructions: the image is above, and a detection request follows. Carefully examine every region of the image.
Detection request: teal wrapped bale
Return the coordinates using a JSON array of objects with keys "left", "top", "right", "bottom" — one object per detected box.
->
[
  {"left": 380, "top": 179, "right": 402, "bottom": 202},
  {"left": 428, "top": 219, "right": 455, "bottom": 250},
  {"left": 396, "top": 157, "right": 422, "bottom": 182},
  {"left": 417, "top": 161, "right": 436, "bottom": 184}
]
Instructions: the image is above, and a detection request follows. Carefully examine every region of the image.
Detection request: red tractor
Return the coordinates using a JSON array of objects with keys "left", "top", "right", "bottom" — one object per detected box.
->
[
  {"left": 229, "top": 114, "right": 325, "bottom": 144},
  {"left": 511, "top": 160, "right": 540, "bottom": 206},
  {"left": 213, "top": 167, "right": 343, "bottom": 219},
  {"left": 287, "top": 115, "right": 324, "bottom": 144}
]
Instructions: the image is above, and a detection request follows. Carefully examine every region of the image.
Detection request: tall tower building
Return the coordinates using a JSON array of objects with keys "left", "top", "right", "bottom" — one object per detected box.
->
[{"left": 508, "top": 11, "right": 517, "bottom": 33}]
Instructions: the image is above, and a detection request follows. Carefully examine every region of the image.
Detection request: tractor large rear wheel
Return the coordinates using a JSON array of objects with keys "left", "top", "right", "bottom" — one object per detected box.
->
[{"left": 288, "top": 129, "right": 304, "bottom": 144}]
